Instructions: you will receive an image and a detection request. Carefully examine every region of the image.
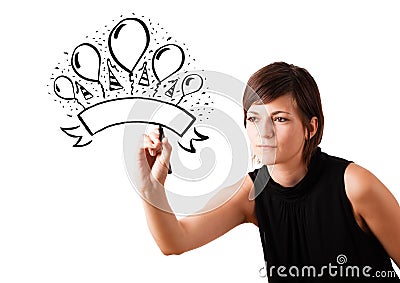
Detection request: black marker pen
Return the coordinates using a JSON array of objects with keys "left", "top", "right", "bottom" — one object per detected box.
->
[{"left": 158, "top": 125, "right": 172, "bottom": 174}]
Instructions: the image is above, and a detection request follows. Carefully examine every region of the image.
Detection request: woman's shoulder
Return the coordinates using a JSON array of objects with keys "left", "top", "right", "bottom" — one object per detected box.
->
[
  {"left": 344, "top": 163, "right": 379, "bottom": 200},
  {"left": 343, "top": 163, "right": 400, "bottom": 264},
  {"left": 343, "top": 163, "right": 383, "bottom": 234}
]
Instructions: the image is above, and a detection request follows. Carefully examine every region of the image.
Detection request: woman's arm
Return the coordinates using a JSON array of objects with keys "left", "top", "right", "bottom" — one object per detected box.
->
[
  {"left": 137, "top": 128, "right": 256, "bottom": 255},
  {"left": 345, "top": 163, "right": 400, "bottom": 268}
]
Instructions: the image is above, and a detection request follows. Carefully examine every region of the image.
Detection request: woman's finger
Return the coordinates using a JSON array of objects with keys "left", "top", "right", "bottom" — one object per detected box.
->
[
  {"left": 160, "top": 137, "right": 172, "bottom": 160},
  {"left": 149, "top": 131, "right": 161, "bottom": 144},
  {"left": 142, "top": 135, "right": 155, "bottom": 149}
]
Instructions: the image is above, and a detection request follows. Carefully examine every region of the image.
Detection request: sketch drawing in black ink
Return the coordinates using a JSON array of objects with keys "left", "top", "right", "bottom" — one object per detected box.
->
[
  {"left": 49, "top": 12, "right": 252, "bottom": 219},
  {"left": 177, "top": 74, "right": 203, "bottom": 105},
  {"left": 108, "top": 18, "right": 150, "bottom": 84},
  {"left": 178, "top": 126, "right": 209, "bottom": 153},
  {"left": 107, "top": 59, "right": 124, "bottom": 91},
  {"left": 75, "top": 82, "right": 94, "bottom": 102},
  {"left": 138, "top": 62, "right": 150, "bottom": 87},
  {"left": 48, "top": 13, "right": 211, "bottom": 151},
  {"left": 62, "top": 97, "right": 196, "bottom": 147},
  {"left": 53, "top": 75, "right": 85, "bottom": 109},
  {"left": 165, "top": 79, "right": 178, "bottom": 98},
  {"left": 60, "top": 125, "right": 92, "bottom": 147},
  {"left": 152, "top": 44, "right": 185, "bottom": 83},
  {"left": 71, "top": 43, "right": 105, "bottom": 99}
]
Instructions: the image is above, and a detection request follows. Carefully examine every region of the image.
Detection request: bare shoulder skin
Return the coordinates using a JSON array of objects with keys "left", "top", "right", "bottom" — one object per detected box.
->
[{"left": 345, "top": 163, "right": 400, "bottom": 267}]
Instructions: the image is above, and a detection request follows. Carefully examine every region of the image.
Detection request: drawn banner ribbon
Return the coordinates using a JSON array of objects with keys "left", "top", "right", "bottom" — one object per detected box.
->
[{"left": 61, "top": 97, "right": 196, "bottom": 147}]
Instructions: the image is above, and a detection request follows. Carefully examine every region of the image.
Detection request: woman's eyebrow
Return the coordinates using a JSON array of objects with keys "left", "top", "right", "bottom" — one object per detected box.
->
[
  {"left": 247, "top": 110, "right": 292, "bottom": 116},
  {"left": 247, "top": 111, "right": 260, "bottom": 115},
  {"left": 271, "top": 110, "right": 292, "bottom": 115}
]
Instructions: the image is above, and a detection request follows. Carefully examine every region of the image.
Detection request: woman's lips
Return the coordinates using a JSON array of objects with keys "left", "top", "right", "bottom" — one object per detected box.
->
[{"left": 256, "top": 145, "right": 276, "bottom": 148}]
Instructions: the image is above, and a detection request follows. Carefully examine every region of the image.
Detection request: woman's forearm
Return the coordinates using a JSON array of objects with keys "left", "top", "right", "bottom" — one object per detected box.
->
[{"left": 141, "top": 183, "right": 186, "bottom": 255}]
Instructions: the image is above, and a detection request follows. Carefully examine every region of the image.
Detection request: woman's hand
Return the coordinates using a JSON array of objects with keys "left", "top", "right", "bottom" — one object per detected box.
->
[
  {"left": 135, "top": 127, "right": 254, "bottom": 256},
  {"left": 136, "top": 127, "right": 172, "bottom": 192}
]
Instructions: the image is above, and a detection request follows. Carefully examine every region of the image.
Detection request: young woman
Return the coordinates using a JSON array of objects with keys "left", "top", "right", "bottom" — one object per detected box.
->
[{"left": 136, "top": 62, "right": 400, "bottom": 282}]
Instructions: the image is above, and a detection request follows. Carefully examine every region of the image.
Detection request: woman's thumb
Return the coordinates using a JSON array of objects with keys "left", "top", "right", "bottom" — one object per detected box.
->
[{"left": 159, "top": 137, "right": 172, "bottom": 165}]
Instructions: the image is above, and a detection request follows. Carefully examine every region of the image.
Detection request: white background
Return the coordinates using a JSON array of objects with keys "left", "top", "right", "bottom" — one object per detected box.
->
[{"left": 1, "top": 0, "right": 399, "bottom": 282}]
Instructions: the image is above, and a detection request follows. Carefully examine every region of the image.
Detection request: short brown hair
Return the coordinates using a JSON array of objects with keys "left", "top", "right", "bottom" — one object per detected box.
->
[{"left": 242, "top": 62, "right": 324, "bottom": 166}]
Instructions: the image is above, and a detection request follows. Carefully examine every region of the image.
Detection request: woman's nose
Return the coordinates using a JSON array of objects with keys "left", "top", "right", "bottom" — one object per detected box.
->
[{"left": 258, "top": 118, "right": 275, "bottom": 138}]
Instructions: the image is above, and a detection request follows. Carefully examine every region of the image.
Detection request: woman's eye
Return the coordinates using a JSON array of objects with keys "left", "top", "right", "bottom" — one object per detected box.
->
[
  {"left": 247, "top": 117, "right": 257, "bottom": 122},
  {"left": 273, "top": 117, "right": 288, "bottom": 123}
]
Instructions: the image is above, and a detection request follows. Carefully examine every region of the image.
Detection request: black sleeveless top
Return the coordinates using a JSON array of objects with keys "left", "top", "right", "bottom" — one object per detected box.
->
[{"left": 248, "top": 148, "right": 399, "bottom": 282}]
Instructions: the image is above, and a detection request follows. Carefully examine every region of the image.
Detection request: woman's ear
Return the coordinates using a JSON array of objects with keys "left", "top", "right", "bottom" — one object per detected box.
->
[{"left": 306, "top": 117, "right": 318, "bottom": 140}]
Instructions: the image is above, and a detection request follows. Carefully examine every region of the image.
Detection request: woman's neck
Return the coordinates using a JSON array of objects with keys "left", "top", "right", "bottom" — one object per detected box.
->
[{"left": 267, "top": 155, "right": 307, "bottom": 188}]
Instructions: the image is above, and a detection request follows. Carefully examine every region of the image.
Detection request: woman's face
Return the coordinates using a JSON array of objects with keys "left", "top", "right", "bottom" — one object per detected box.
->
[{"left": 246, "top": 94, "right": 307, "bottom": 166}]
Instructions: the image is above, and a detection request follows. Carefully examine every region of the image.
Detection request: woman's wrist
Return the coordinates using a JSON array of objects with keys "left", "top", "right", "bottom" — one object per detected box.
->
[{"left": 140, "top": 178, "right": 166, "bottom": 199}]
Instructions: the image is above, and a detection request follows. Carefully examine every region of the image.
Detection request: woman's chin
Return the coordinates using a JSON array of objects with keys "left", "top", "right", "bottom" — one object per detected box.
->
[{"left": 261, "top": 158, "right": 276, "bottom": 166}]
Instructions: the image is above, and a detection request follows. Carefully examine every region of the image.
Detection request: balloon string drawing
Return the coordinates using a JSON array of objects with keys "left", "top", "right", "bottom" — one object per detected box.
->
[{"left": 48, "top": 13, "right": 213, "bottom": 150}]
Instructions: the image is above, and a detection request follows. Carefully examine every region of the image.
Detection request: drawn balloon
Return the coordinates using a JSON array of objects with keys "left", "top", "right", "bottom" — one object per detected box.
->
[
  {"left": 108, "top": 18, "right": 150, "bottom": 81},
  {"left": 152, "top": 44, "right": 185, "bottom": 83},
  {"left": 71, "top": 43, "right": 101, "bottom": 82},
  {"left": 71, "top": 43, "right": 105, "bottom": 98},
  {"left": 54, "top": 76, "right": 75, "bottom": 100},
  {"left": 177, "top": 74, "right": 203, "bottom": 104},
  {"left": 53, "top": 75, "right": 84, "bottom": 108}
]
